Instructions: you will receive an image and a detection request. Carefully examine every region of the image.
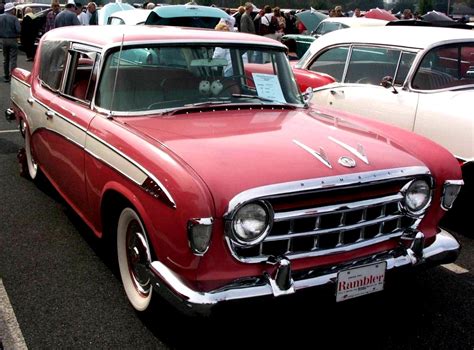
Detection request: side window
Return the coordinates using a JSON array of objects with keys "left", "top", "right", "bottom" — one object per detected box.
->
[
  {"left": 308, "top": 46, "right": 349, "bottom": 82},
  {"left": 412, "top": 44, "right": 474, "bottom": 90},
  {"left": 345, "top": 46, "right": 400, "bottom": 85},
  {"left": 394, "top": 52, "right": 416, "bottom": 85},
  {"left": 108, "top": 17, "right": 125, "bottom": 25},
  {"left": 39, "top": 40, "right": 68, "bottom": 91},
  {"left": 63, "top": 49, "right": 100, "bottom": 102}
]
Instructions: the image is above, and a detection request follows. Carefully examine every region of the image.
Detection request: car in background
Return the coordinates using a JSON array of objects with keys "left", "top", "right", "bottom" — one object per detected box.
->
[
  {"left": 296, "top": 26, "right": 474, "bottom": 234},
  {"left": 107, "top": 9, "right": 152, "bottom": 25},
  {"left": 97, "top": 2, "right": 135, "bottom": 25},
  {"left": 283, "top": 17, "right": 389, "bottom": 59},
  {"left": 5, "top": 25, "right": 463, "bottom": 315},
  {"left": 145, "top": 4, "right": 230, "bottom": 28},
  {"left": 15, "top": 3, "right": 50, "bottom": 22}
]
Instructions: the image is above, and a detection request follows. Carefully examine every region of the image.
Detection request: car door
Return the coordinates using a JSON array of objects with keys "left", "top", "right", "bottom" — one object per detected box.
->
[
  {"left": 410, "top": 43, "right": 474, "bottom": 160},
  {"left": 34, "top": 41, "right": 101, "bottom": 216},
  {"left": 311, "top": 45, "right": 419, "bottom": 131}
]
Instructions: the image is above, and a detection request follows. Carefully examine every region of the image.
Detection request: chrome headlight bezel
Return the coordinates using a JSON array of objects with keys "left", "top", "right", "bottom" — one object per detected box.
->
[
  {"left": 400, "top": 178, "right": 433, "bottom": 217},
  {"left": 441, "top": 180, "right": 463, "bottom": 211},
  {"left": 227, "top": 200, "right": 274, "bottom": 247}
]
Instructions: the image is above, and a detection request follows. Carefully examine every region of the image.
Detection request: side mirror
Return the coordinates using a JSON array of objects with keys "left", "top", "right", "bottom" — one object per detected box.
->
[
  {"left": 380, "top": 76, "right": 398, "bottom": 94},
  {"left": 303, "top": 86, "right": 314, "bottom": 104}
]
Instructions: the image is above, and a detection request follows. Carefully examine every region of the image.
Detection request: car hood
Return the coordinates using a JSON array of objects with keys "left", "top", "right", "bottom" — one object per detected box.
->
[{"left": 121, "top": 107, "right": 424, "bottom": 212}]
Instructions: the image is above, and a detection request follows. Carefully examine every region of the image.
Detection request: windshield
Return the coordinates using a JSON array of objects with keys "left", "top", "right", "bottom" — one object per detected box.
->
[{"left": 95, "top": 44, "right": 304, "bottom": 113}]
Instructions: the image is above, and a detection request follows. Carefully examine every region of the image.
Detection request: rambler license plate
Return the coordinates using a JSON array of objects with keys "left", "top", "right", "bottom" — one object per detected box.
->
[{"left": 336, "top": 262, "right": 387, "bottom": 302}]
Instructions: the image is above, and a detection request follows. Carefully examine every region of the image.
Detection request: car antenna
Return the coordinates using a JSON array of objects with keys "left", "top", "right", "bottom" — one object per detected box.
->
[{"left": 108, "top": 34, "right": 125, "bottom": 120}]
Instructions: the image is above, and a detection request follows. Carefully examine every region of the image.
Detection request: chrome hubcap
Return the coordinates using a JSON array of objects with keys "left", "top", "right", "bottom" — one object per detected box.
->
[{"left": 126, "top": 221, "right": 151, "bottom": 295}]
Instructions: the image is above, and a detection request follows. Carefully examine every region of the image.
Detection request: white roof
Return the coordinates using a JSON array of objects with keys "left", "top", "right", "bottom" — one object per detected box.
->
[
  {"left": 319, "top": 17, "right": 389, "bottom": 27},
  {"left": 108, "top": 9, "right": 152, "bottom": 24},
  {"left": 311, "top": 25, "right": 474, "bottom": 50}
]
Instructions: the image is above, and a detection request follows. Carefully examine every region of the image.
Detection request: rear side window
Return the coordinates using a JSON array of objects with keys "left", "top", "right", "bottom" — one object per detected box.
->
[
  {"left": 308, "top": 46, "right": 349, "bottom": 82},
  {"left": 39, "top": 40, "right": 68, "bottom": 91},
  {"left": 413, "top": 43, "right": 474, "bottom": 90}
]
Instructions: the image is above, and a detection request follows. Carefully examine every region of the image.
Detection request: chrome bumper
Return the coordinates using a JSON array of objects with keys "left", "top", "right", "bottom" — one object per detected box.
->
[{"left": 148, "top": 229, "right": 460, "bottom": 315}]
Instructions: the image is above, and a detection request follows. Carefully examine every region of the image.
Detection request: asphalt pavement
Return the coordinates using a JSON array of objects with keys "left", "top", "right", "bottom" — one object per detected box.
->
[{"left": 0, "top": 51, "right": 473, "bottom": 350}]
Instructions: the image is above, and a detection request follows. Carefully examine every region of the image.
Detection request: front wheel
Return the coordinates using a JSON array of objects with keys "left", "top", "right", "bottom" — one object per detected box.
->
[
  {"left": 117, "top": 207, "right": 153, "bottom": 311},
  {"left": 24, "top": 123, "right": 39, "bottom": 180}
]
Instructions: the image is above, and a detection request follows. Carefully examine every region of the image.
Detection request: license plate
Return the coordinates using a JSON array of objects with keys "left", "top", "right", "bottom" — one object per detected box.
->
[{"left": 336, "top": 262, "right": 386, "bottom": 302}]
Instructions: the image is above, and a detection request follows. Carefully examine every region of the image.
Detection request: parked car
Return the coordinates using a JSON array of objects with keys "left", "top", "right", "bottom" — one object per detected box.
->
[
  {"left": 97, "top": 2, "right": 135, "bottom": 25},
  {"left": 5, "top": 25, "right": 463, "bottom": 315},
  {"left": 144, "top": 4, "right": 230, "bottom": 28},
  {"left": 14, "top": 3, "right": 50, "bottom": 22},
  {"left": 296, "top": 26, "right": 474, "bottom": 234},
  {"left": 283, "top": 17, "right": 389, "bottom": 59}
]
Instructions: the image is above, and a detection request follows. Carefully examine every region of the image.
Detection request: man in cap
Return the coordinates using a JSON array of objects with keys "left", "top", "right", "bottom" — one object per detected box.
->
[
  {"left": 55, "top": 0, "right": 80, "bottom": 27},
  {"left": 0, "top": 2, "right": 20, "bottom": 82}
]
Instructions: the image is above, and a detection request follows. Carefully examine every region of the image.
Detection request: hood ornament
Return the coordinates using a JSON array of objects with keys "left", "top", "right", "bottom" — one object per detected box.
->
[
  {"left": 338, "top": 156, "right": 356, "bottom": 168},
  {"left": 293, "top": 140, "right": 332, "bottom": 169}
]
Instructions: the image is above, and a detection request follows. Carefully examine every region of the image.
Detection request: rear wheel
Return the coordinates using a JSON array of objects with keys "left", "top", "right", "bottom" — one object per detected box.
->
[{"left": 117, "top": 207, "right": 153, "bottom": 311}]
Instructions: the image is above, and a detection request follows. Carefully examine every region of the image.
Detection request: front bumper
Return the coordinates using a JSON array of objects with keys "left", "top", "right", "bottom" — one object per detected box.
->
[{"left": 148, "top": 229, "right": 460, "bottom": 315}]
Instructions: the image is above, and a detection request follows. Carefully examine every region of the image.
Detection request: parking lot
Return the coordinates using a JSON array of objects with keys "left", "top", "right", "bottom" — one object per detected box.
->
[{"left": 0, "top": 52, "right": 472, "bottom": 350}]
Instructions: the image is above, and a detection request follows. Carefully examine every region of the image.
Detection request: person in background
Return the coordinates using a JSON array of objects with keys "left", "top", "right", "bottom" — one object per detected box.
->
[
  {"left": 55, "top": 1, "right": 80, "bottom": 27},
  {"left": 273, "top": 7, "right": 286, "bottom": 35},
  {"left": 0, "top": 2, "right": 20, "bottom": 82},
  {"left": 328, "top": 8, "right": 336, "bottom": 17},
  {"left": 240, "top": 2, "right": 255, "bottom": 34},
  {"left": 44, "top": 1, "right": 60, "bottom": 32},
  {"left": 20, "top": 7, "right": 36, "bottom": 61},
  {"left": 296, "top": 16, "right": 306, "bottom": 34},
  {"left": 402, "top": 8, "right": 413, "bottom": 19},
  {"left": 0, "top": 1, "right": 5, "bottom": 14},
  {"left": 86, "top": 2, "right": 97, "bottom": 25},
  {"left": 281, "top": 37, "right": 298, "bottom": 60},
  {"left": 253, "top": 8, "right": 264, "bottom": 35},
  {"left": 234, "top": 5, "right": 245, "bottom": 31},
  {"left": 76, "top": 2, "right": 89, "bottom": 25},
  {"left": 353, "top": 8, "right": 362, "bottom": 17},
  {"left": 146, "top": 2, "right": 155, "bottom": 9},
  {"left": 334, "top": 5, "right": 344, "bottom": 17}
]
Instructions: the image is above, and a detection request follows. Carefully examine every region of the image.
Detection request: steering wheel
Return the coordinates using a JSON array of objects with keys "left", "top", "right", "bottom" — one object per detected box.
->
[{"left": 355, "top": 77, "right": 372, "bottom": 84}]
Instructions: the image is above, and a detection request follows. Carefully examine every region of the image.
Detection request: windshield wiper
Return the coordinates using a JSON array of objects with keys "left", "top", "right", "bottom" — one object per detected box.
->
[{"left": 185, "top": 100, "right": 229, "bottom": 107}]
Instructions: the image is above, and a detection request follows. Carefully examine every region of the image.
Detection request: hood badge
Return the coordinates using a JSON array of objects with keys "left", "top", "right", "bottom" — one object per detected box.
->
[{"left": 338, "top": 156, "right": 356, "bottom": 168}]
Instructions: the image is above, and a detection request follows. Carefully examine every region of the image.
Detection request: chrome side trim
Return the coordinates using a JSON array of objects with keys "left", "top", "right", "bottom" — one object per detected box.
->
[
  {"left": 85, "top": 132, "right": 176, "bottom": 208},
  {"left": 12, "top": 75, "right": 31, "bottom": 88},
  {"left": 225, "top": 166, "right": 430, "bottom": 217},
  {"left": 147, "top": 229, "right": 459, "bottom": 314},
  {"left": 293, "top": 139, "right": 332, "bottom": 169},
  {"left": 328, "top": 136, "right": 369, "bottom": 164}
]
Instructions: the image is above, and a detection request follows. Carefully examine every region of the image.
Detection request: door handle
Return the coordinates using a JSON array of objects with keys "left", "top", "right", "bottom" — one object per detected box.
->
[
  {"left": 45, "top": 110, "right": 54, "bottom": 119},
  {"left": 27, "top": 97, "right": 34, "bottom": 105},
  {"left": 330, "top": 90, "right": 344, "bottom": 96}
]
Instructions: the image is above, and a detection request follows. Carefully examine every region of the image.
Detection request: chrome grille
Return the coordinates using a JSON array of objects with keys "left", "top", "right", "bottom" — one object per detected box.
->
[{"left": 231, "top": 193, "right": 417, "bottom": 263}]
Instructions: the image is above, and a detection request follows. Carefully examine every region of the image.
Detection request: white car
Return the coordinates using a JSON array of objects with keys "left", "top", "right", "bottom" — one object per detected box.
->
[
  {"left": 296, "top": 26, "right": 474, "bottom": 234},
  {"left": 107, "top": 9, "right": 152, "bottom": 25},
  {"left": 311, "top": 17, "right": 388, "bottom": 37}
]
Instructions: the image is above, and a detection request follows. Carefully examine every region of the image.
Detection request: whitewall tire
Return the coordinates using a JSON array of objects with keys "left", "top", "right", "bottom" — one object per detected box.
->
[
  {"left": 24, "top": 125, "right": 39, "bottom": 180},
  {"left": 117, "top": 207, "right": 153, "bottom": 312}
]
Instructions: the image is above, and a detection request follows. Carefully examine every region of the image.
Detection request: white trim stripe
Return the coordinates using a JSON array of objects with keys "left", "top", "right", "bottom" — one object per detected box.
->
[
  {"left": 0, "top": 130, "right": 19, "bottom": 134},
  {"left": 0, "top": 279, "right": 28, "bottom": 349}
]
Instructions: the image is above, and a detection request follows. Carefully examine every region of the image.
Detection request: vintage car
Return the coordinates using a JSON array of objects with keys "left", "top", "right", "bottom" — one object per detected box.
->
[
  {"left": 144, "top": 4, "right": 230, "bottom": 28},
  {"left": 5, "top": 25, "right": 463, "bottom": 315},
  {"left": 296, "top": 26, "right": 474, "bottom": 234},
  {"left": 282, "top": 17, "right": 389, "bottom": 59},
  {"left": 107, "top": 9, "right": 152, "bottom": 25}
]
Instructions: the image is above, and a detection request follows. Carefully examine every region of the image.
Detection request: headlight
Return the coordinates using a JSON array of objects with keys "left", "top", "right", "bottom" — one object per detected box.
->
[
  {"left": 402, "top": 179, "right": 432, "bottom": 216},
  {"left": 441, "top": 180, "right": 463, "bottom": 210},
  {"left": 231, "top": 201, "right": 273, "bottom": 246}
]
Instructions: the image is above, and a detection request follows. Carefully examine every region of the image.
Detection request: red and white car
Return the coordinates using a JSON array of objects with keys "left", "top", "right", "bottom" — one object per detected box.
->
[{"left": 6, "top": 25, "right": 463, "bottom": 315}]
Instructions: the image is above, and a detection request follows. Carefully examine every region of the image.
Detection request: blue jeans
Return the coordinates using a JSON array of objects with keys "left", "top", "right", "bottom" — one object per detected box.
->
[{"left": 2, "top": 38, "right": 18, "bottom": 78}]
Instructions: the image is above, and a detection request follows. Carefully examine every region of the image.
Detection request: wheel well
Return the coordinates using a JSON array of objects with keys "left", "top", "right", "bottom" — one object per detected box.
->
[{"left": 101, "top": 190, "right": 131, "bottom": 245}]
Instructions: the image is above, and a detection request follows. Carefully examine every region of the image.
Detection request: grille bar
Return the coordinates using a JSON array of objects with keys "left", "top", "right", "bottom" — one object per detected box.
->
[
  {"left": 274, "top": 194, "right": 402, "bottom": 222},
  {"left": 265, "top": 213, "right": 404, "bottom": 242}
]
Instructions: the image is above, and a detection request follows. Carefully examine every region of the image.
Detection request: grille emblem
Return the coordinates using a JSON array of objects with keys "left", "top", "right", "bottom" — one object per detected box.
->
[{"left": 338, "top": 156, "right": 356, "bottom": 168}]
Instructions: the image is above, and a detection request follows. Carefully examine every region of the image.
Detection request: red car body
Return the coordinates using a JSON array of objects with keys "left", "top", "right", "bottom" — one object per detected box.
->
[{"left": 6, "top": 25, "right": 462, "bottom": 315}]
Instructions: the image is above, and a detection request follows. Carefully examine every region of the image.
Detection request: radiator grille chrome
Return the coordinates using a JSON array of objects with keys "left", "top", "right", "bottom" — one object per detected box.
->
[{"left": 225, "top": 167, "right": 430, "bottom": 264}]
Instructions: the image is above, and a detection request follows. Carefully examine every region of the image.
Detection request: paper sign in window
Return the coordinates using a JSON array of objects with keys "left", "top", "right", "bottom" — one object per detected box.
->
[{"left": 252, "top": 73, "right": 285, "bottom": 103}]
